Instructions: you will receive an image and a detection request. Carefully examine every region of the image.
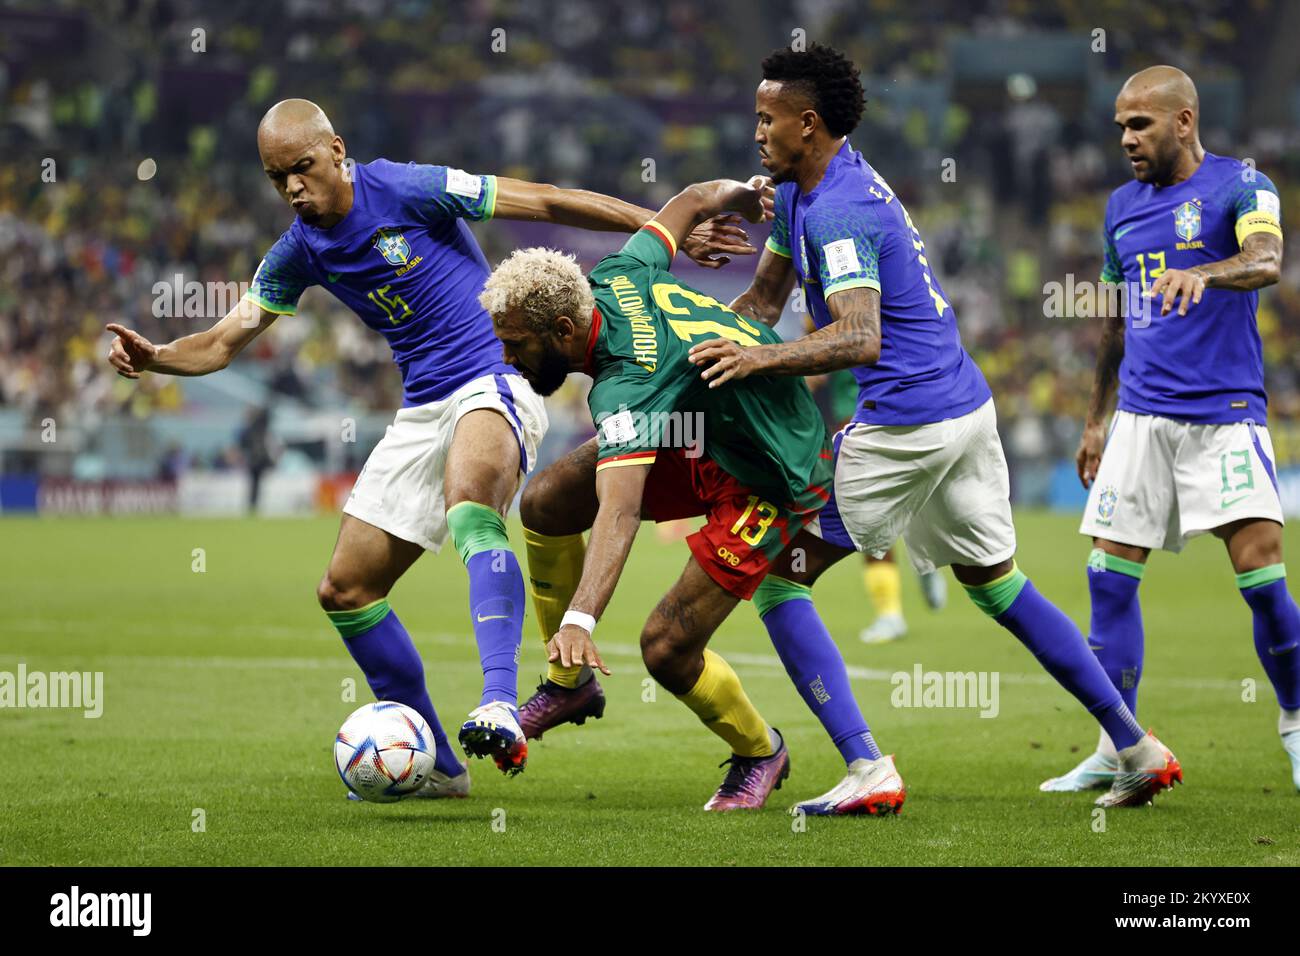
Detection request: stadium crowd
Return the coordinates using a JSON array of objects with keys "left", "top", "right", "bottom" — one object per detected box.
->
[{"left": 4, "top": 0, "right": 1300, "bottom": 481}]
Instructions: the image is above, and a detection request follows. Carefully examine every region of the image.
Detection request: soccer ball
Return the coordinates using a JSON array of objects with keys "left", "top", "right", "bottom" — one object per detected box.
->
[{"left": 334, "top": 701, "right": 437, "bottom": 803}]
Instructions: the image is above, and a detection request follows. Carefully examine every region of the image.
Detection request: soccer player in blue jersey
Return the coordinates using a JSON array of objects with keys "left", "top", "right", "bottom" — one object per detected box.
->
[
  {"left": 1039, "top": 66, "right": 1299, "bottom": 794},
  {"left": 686, "top": 44, "right": 1182, "bottom": 810},
  {"left": 104, "top": 98, "right": 754, "bottom": 797}
]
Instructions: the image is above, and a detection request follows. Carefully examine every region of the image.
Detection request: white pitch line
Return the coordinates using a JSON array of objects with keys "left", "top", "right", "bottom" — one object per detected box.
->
[{"left": 0, "top": 620, "right": 1245, "bottom": 691}]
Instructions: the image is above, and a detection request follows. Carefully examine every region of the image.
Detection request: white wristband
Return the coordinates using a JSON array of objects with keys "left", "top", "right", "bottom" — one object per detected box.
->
[{"left": 560, "top": 610, "right": 596, "bottom": 635}]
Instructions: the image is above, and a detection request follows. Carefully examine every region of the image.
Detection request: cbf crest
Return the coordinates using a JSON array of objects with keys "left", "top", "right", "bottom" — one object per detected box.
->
[
  {"left": 1173, "top": 200, "right": 1202, "bottom": 242},
  {"left": 372, "top": 228, "right": 411, "bottom": 266},
  {"left": 1097, "top": 485, "right": 1118, "bottom": 523}
]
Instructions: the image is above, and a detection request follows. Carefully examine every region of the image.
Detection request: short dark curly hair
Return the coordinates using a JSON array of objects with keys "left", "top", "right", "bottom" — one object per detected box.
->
[{"left": 760, "top": 42, "right": 866, "bottom": 138}]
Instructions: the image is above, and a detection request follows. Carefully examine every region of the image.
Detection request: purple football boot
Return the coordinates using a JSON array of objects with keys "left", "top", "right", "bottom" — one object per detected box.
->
[
  {"left": 517, "top": 677, "right": 606, "bottom": 740},
  {"left": 703, "top": 731, "right": 790, "bottom": 811}
]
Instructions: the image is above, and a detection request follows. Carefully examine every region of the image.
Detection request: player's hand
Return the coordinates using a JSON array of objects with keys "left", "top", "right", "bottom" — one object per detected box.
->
[
  {"left": 739, "top": 175, "right": 775, "bottom": 224},
  {"left": 1146, "top": 267, "right": 1207, "bottom": 316},
  {"left": 682, "top": 214, "right": 757, "bottom": 270},
  {"left": 688, "top": 337, "right": 761, "bottom": 388},
  {"left": 1076, "top": 421, "right": 1106, "bottom": 488},
  {"left": 547, "top": 624, "right": 611, "bottom": 676},
  {"left": 105, "top": 323, "right": 159, "bottom": 379}
]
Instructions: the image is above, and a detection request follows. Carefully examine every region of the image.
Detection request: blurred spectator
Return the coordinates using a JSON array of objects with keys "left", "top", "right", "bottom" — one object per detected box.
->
[{"left": 1, "top": 0, "right": 1297, "bottom": 491}]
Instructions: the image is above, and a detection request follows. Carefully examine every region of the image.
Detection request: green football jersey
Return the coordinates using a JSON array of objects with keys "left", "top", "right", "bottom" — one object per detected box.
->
[{"left": 583, "top": 222, "right": 832, "bottom": 506}]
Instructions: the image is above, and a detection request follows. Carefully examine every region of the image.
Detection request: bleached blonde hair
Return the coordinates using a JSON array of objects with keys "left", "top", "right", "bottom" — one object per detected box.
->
[{"left": 478, "top": 247, "right": 594, "bottom": 334}]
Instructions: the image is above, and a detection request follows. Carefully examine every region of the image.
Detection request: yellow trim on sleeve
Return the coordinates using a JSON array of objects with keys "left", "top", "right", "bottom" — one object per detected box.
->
[
  {"left": 482, "top": 174, "right": 498, "bottom": 221},
  {"left": 1235, "top": 212, "right": 1282, "bottom": 245},
  {"left": 764, "top": 236, "right": 792, "bottom": 258},
  {"left": 242, "top": 292, "right": 296, "bottom": 316},
  {"left": 824, "top": 277, "right": 881, "bottom": 298},
  {"left": 595, "top": 453, "right": 658, "bottom": 472},
  {"left": 643, "top": 220, "right": 678, "bottom": 259}
]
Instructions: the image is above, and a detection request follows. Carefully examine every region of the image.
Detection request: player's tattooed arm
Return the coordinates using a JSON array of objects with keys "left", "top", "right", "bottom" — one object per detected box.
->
[
  {"left": 729, "top": 246, "right": 796, "bottom": 327},
  {"left": 491, "top": 177, "right": 757, "bottom": 269},
  {"left": 1077, "top": 290, "right": 1126, "bottom": 487},
  {"left": 689, "top": 286, "right": 880, "bottom": 386},
  {"left": 548, "top": 462, "right": 652, "bottom": 675},
  {"left": 1148, "top": 233, "right": 1283, "bottom": 316},
  {"left": 106, "top": 297, "right": 279, "bottom": 378}
]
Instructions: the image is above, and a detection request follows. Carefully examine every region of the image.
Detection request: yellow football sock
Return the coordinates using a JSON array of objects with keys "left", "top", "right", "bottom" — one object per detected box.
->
[
  {"left": 864, "top": 560, "right": 903, "bottom": 617},
  {"left": 522, "top": 526, "right": 588, "bottom": 688},
  {"left": 674, "top": 649, "right": 772, "bottom": 757}
]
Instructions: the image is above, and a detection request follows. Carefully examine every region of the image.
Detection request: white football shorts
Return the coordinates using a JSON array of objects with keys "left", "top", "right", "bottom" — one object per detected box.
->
[
  {"left": 1079, "top": 410, "right": 1283, "bottom": 552},
  {"left": 811, "top": 398, "right": 1018, "bottom": 574},
  {"left": 343, "top": 372, "right": 548, "bottom": 552}
]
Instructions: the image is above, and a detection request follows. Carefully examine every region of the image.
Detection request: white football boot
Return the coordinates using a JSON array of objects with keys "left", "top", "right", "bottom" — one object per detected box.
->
[
  {"left": 412, "top": 763, "right": 471, "bottom": 799},
  {"left": 859, "top": 613, "right": 907, "bottom": 644},
  {"left": 917, "top": 568, "right": 948, "bottom": 611},
  {"left": 1282, "top": 729, "right": 1300, "bottom": 792},
  {"left": 347, "top": 762, "right": 470, "bottom": 801},
  {"left": 459, "top": 701, "right": 528, "bottom": 776},
  {"left": 1039, "top": 751, "right": 1119, "bottom": 792},
  {"left": 1095, "top": 731, "right": 1182, "bottom": 808},
  {"left": 791, "top": 755, "right": 906, "bottom": 816}
]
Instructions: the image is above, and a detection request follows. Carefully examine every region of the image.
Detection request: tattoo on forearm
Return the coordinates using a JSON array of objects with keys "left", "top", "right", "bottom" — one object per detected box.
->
[
  {"left": 1195, "top": 236, "right": 1282, "bottom": 291},
  {"left": 757, "top": 301, "right": 879, "bottom": 375},
  {"left": 1087, "top": 311, "right": 1125, "bottom": 425}
]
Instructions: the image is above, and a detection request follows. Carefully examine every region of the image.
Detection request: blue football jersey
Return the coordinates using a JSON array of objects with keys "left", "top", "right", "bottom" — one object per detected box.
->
[
  {"left": 245, "top": 158, "right": 511, "bottom": 407},
  {"left": 1101, "top": 152, "right": 1283, "bottom": 424},
  {"left": 767, "top": 141, "right": 991, "bottom": 426}
]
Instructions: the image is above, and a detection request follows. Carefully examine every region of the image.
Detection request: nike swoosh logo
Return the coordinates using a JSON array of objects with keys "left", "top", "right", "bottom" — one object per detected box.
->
[
  {"left": 327, "top": 272, "right": 342, "bottom": 283},
  {"left": 1268, "top": 644, "right": 1297, "bottom": 656},
  {"left": 476, "top": 613, "right": 509, "bottom": 623},
  {"left": 1221, "top": 495, "right": 1249, "bottom": 509},
  {"left": 1114, "top": 224, "right": 1136, "bottom": 240}
]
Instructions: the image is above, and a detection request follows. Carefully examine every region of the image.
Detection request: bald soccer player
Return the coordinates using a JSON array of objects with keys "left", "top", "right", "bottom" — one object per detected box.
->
[
  {"left": 106, "top": 99, "right": 755, "bottom": 796},
  {"left": 1039, "top": 66, "right": 1298, "bottom": 793}
]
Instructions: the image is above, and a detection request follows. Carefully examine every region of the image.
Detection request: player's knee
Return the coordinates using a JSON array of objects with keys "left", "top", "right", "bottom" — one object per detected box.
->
[
  {"left": 639, "top": 619, "right": 686, "bottom": 687},
  {"left": 519, "top": 474, "right": 556, "bottom": 532},
  {"left": 316, "top": 572, "right": 378, "bottom": 613},
  {"left": 951, "top": 558, "right": 1014, "bottom": 588},
  {"left": 520, "top": 467, "right": 589, "bottom": 536},
  {"left": 1235, "top": 538, "right": 1283, "bottom": 574}
]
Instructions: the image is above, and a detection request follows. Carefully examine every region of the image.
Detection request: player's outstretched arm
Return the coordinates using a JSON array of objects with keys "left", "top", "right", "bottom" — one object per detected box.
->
[
  {"left": 546, "top": 462, "right": 652, "bottom": 676},
  {"left": 491, "top": 177, "right": 758, "bottom": 269},
  {"left": 1148, "top": 233, "right": 1283, "bottom": 316},
  {"left": 1077, "top": 288, "right": 1126, "bottom": 488},
  {"left": 106, "top": 297, "right": 279, "bottom": 378},
  {"left": 689, "top": 285, "right": 880, "bottom": 387},
  {"left": 729, "top": 246, "right": 796, "bottom": 327},
  {"left": 648, "top": 177, "right": 773, "bottom": 256}
]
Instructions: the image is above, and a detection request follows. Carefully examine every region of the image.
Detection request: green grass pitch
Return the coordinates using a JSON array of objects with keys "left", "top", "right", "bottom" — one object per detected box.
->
[{"left": 1, "top": 511, "right": 1297, "bottom": 866}]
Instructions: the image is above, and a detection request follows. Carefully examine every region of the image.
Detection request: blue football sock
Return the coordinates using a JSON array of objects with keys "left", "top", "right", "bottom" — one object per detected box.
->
[
  {"left": 1238, "top": 565, "right": 1300, "bottom": 710},
  {"left": 330, "top": 600, "right": 463, "bottom": 778},
  {"left": 754, "top": 576, "right": 883, "bottom": 764},
  {"left": 448, "top": 501, "right": 523, "bottom": 709},
  {"left": 1086, "top": 549, "right": 1145, "bottom": 715},
  {"left": 965, "top": 566, "right": 1144, "bottom": 751},
  {"left": 466, "top": 549, "right": 525, "bottom": 708}
]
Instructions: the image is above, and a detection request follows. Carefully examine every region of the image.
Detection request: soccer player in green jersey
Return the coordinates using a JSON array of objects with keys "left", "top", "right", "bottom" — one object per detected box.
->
[{"left": 479, "top": 178, "right": 904, "bottom": 812}]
